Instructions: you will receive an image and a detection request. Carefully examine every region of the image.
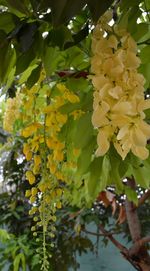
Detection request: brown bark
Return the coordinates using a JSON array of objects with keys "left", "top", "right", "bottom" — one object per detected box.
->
[
  {"left": 125, "top": 178, "right": 150, "bottom": 271},
  {"left": 98, "top": 178, "right": 150, "bottom": 271}
]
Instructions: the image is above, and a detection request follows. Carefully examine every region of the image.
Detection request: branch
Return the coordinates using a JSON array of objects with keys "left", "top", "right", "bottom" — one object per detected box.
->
[
  {"left": 129, "top": 236, "right": 150, "bottom": 256},
  {"left": 82, "top": 228, "right": 123, "bottom": 237},
  {"left": 99, "top": 224, "right": 141, "bottom": 271},
  {"left": 125, "top": 178, "right": 141, "bottom": 242},
  {"left": 140, "top": 236, "right": 150, "bottom": 245},
  {"left": 99, "top": 224, "right": 128, "bottom": 254}
]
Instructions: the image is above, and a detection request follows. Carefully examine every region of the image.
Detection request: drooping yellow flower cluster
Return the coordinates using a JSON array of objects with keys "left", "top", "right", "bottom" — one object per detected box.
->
[
  {"left": 22, "top": 82, "right": 80, "bottom": 189},
  {"left": 16, "top": 75, "right": 81, "bottom": 267},
  {"left": 3, "top": 91, "right": 22, "bottom": 132},
  {"left": 3, "top": 68, "right": 81, "bottom": 268},
  {"left": 91, "top": 13, "right": 150, "bottom": 160}
]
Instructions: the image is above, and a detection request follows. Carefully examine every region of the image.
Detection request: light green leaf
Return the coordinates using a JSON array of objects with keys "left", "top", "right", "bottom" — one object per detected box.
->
[
  {"left": 66, "top": 78, "right": 91, "bottom": 93},
  {"left": 140, "top": 46, "right": 150, "bottom": 64},
  {"left": 13, "top": 253, "right": 26, "bottom": 271},
  {"left": 43, "top": 46, "right": 64, "bottom": 76},
  {"left": 73, "top": 112, "right": 94, "bottom": 148},
  {"left": 100, "top": 155, "right": 111, "bottom": 191},
  {"left": 77, "top": 140, "right": 95, "bottom": 175},
  {"left": 0, "top": 229, "right": 11, "bottom": 243},
  {"left": 133, "top": 166, "right": 150, "bottom": 188},
  {"left": 88, "top": 156, "right": 103, "bottom": 197},
  {"left": 125, "top": 187, "right": 138, "bottom": 205}
]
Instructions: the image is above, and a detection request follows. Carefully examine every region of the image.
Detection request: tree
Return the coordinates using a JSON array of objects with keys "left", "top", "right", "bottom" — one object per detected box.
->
[{"left": 0, "top": 0, "right": 150, "bottom": 270}]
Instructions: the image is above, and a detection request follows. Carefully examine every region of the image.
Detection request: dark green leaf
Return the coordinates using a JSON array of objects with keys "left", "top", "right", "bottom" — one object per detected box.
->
[
  {"left": 87, "top": 0, "right": 113, "bottom": 22},
  {"left": 49, "top": 0, "right": 87, "bottom": 26},
  {"left": 26, "top": 64, "right": 41, "bottom": 88},
  {"left": 19, "top": 23, "right": 38, "bottom": 52},
  {"left": 0, "top": 12, "right": 19, "bottom": 33},
  {"left": 48, "top": 25, "right": 73, "bottom": 49},
  {"left": 132, "top": 23, "right": 149, "bottom": 42},
  {"left": 4, "top": 0, "right": 29, "bottom": 16},
  {"left": 16, "top": 48, "right": 36, "bottom": 75}
]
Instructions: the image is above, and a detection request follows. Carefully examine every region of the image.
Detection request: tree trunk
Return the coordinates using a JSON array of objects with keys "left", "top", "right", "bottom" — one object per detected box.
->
[{"left": 125, "top": 178, "right": 150, "bottom": 271}]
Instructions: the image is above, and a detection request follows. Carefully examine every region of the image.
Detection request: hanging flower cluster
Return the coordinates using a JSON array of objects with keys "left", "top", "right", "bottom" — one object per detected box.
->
[
  {"left": 3, "top": 91, "right": 22, "bottom": 133},
  {"left": 20, "top": 78, "right": 80, "bottom": 222},
  {"left": 3, "top": 70, "right": 81, "bottom": 270},
  {"left": 91, "top": 12, "right": 150, "bottom": 160}
]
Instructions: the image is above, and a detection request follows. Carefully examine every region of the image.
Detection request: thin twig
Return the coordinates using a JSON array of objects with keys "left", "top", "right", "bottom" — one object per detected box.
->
[{"left": 82, "top": 228, "right": 123, "bottom": 237}]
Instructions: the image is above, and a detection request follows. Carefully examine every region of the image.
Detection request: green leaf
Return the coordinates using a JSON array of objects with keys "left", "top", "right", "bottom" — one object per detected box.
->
[
  {"left": 26, "top": 64, "right": 41, "bottom": 88},
  {"left": 13, "top": 253, "right": 26, "bottom": 271},
  {"left": 49, "top": 0, "right": 87, "bottom": 26},
  {"left": 60, "top": 92, "right": 93, "bottom": 114},
  {"left": 49, "top": 25, "right": 73, "bottom": 49},
  {"left": 108, "top": 146, "right": 124, "bottom": 192},
  {"left": 130, "top": 155, "right": 150, "bottom": 188},
  {"left": 4, "top": 0, "right": 29, "bottom": 16},
  {"left": 144, "top": 0, "right": 150, "bottom": 9},
  {"left": 133, "top": 166, "right": 150, "bottom": 188},
  {"left": 73, "top": 112, "right": 94, "bottom": 148},
  {"left": 66, "top": 78, "right": 91, "bottom": 93},
  {"left": 3, "top": 45, "right": 16, "bottom": 83},
  {"left": 87, "top": 0, "right": 114, "bottom": 22},
  {"left": 3, "top": 66, "right": 16, "bottom": 92},
  {"left": 0, "top": 12, "right": 19, "bottom": 33},
  {"left": 88, "top": 156, "right": 103, "bottom": 197},
  {"left": 139, "top": 63, "right": 150, "bottom": 89},
  {"left": 19, "top": 62, "right": 38, "bottom": 84},
  {"left": 120, "top": 0, "right": 141, "bottom": 10},
  {"left": 77, "top": 140, "right": 95, "bottom": 175},
  {"left": 125, "top": 187, "right": 138, "bottom": 205},
  {"left": 0, "top": 229, "right": 11, "bottom": 243},
  {"left": 65, "top": 46, "right": 89, "bottom": 70},
  {"left": 16, "top": 48, "right": 36, "bottom": 75},
  {"left": 100, "top": 155, "right": 111, "bottom": 191},
  {"left": 132, "top": 23, "right": 150, "bottom": 42},
  {"left": 43, "top": 46, "right": 64, "bottom": 76},
  {"left": 19, "top": 23, "right": 38, "bottom": 53},
  {"left": 140, "top": 46, "right": 150, "bottom": 64}
]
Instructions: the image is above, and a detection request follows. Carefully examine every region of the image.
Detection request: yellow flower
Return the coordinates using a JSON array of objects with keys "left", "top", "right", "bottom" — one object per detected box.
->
[
  {"left": 22, "top": 122, "right": 42, "bottom": 138},
  {"left": 56, "top": 113, "right": 68, "bottom": 124},
  {"left": 25, "top": 190, "right": 31, "bottom": 197},
  {"left": 92, "top": 101, "right": 110, "bottom": 128},
  {"left": 96, "top": 126, "right": 114, "bottom": 156},
  {"left": 34, "top": 155, "right": 41, "bottom": 168},
  {"left": 56, "top": 202, "right": 62, "bottom": 209},
  {"left": 116, "top": 119, "right": 150, "bottom": 160},
  {"left": 26, "top": 171, "right": 36, "bottom": 185},
  {"left": 53, "top": 149, "right": 64, "bottom": 161},
  {"left": 91, "top": 18, "right": 150, "bottom": 160},
  {"left": 31, "top": 187, "right": 38, "bottom": 196},
  {"left": 30, "top": 196, "right": 36, "bottom": 203}
]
